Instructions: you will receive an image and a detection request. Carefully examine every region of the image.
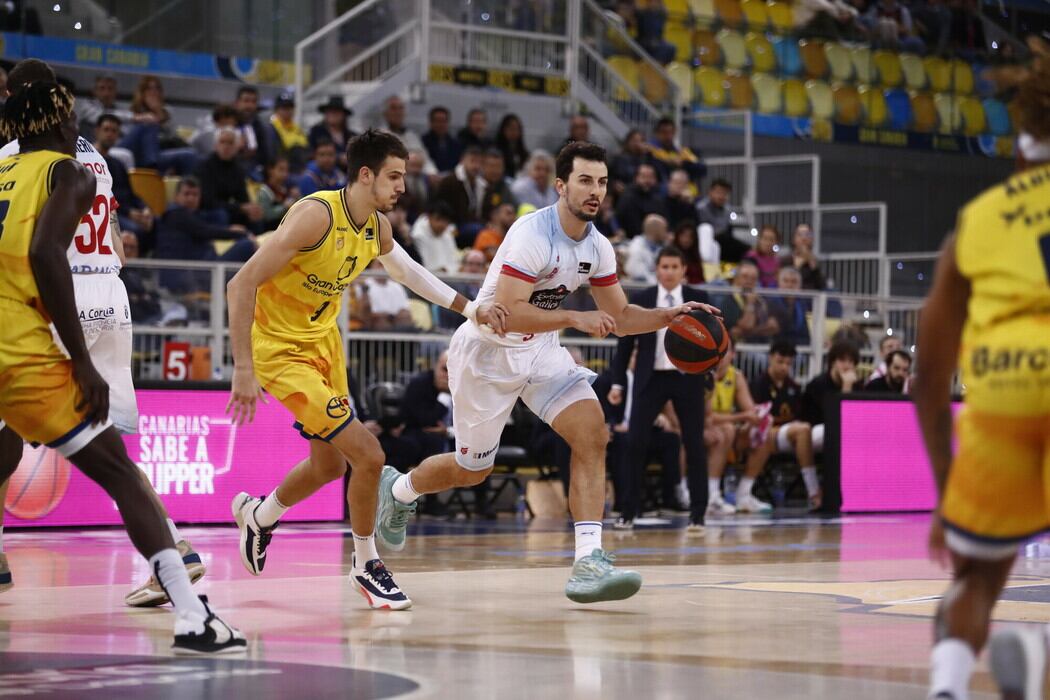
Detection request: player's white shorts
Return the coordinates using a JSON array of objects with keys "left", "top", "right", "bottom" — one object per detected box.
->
[
  {"left": 0, "top": 274, "right": 138, "bottom": 436},
  {"left": 448, "top": 325, "right": 598, "bottom": 470}
]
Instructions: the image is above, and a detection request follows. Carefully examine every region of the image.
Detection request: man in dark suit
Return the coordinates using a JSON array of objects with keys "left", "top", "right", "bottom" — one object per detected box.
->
[{"left": 609, "top": 246, "right": 711, "bottom": 530}]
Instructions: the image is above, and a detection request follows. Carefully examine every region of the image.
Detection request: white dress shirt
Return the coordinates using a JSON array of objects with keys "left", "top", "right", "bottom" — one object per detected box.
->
[{"left": 653, "top": 284, "right": 683, "bottom": 371}]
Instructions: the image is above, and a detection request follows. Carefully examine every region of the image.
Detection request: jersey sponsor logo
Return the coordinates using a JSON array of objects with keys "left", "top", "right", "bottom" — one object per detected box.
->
[
  {"left": 529, "top": 284, "right": 570, "bottom": 310},
  {"left": 326, "top": 395, "right": 352, "bottom": 419},
  {"left": 1003, "top": 165, "right": 1050, "bottom": 199},
  {"left": 970, "top": 345, "right": 1050, "bottom": 378},
  {"left": 460, "top": 446, "right": 469, "bottom": 455},
  {"left": 79, "top": 306, "right": 116, "bottom": 321},
  {"left": 577, "top": 262, "right": 592, "bottom": 273},
  {"left": 364, "top": 227, "right": 375, "bottom": 241},
  {"left": 543, "top": 267, "right": 559, "bottom": 281},
  {"left": 336, "top": 237, "right": 345, "bottom": 250},
  {"left": 303, "top": 256, "right": 357, "bottom": 297},
  {"left": 71, "top": 265, "right": 120, "bottom": 274},
  {"left": 337, "top": 256, "right": 358, "bottom": 281},
  {"left": 472, "top": 446, "right": 497, "bottom": 461}
]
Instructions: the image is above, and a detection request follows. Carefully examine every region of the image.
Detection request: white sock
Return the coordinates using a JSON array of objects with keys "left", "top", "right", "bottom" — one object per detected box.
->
[
  {"left": 801, "top": 466, "right": 820, "bottom": 496},
  {"left": 574, "top": 521, "right": 603, "bottom": 562},
  {"left": 928, "top": 638, "right": 975, "bottom": 700},
  {"left": 255, "top": 488, "right": 289, "bottom": 528},
  {"left": 708, "top": 478, "right": 721, "bottom": 501},
  {"left": 737, "top": 477, "right": 755, "bottom": 500},
  {"left": 166, "top": 518, "right": 182, "bottom": 545},
  {"left": 353, "top": 532, "right": 379, "bottom": 564},
  {"left": 392, "top": 473, "right": 421, "bottom": 505},
  {"left": 149, "top": 548, "right": 207, "bottom": 621}
]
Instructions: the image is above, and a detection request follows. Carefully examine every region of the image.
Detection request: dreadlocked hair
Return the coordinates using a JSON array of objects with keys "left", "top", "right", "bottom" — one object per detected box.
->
[
  {"left": 985, "top": 36, "right": 1050, "bottom": 141},
  {"left": 0, "top": 80, "right": 74, "bottom": 142}
]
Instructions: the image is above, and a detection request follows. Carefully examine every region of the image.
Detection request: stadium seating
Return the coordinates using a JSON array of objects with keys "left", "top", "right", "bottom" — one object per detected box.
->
[
  {"left": 666, "top": 22, "right": 694, "bottom": 62},
  {"left": 982, "top": 97, "right": 1012, "bottom": 136},
  {"left": 805, "top": 79, "right": 835, "bottom": 119},
  {"left": 725, "top": 71, "right": 755, "bottom": 108},
  {"left": 950, "top": 58, "right": 974, "bottom": 94},
  {"left": 910, "top": 92, "right": 939, "bottom": 132},
  {"left": 695, "top": 65, "right": 728, "bottom": 107},
  {"left": 934, "top": 93, "right": 963, "bottom": 133},
  {"left": 766, "top": 1, "right": 794, "bottom": 33},
  {"left": 745, "top": 32, "right": 777, "bottom": 72},
  {"left": 884, "top": 89, "right": 913, "bottom": 130},
  {"left": 832, "top": 84, "right": 862, "bottom": 125},
  {"left": 740, "top": 0, "right": 769, "bottom": 29},
  {"left": 608, "top": 56, "right": 641, "bottom": 100},
  {"left": 718, "top": 29, "right": 749, "bottom": 69},
  {"left": 752, "top": 73, "right": 783, "bottom": 113},
  {"left": 959, "top": 96, "right": 986, "bottom": 136},
  {"left": 772, "top": 36, "right": 802, "bottom": 75},
  {"left": 858, "top": 85, "right": 888, "bottom": 127},
  {"left": 689, "top": 0, "right": 717, "bottom": 26},
  {"left": 129, "top": 169, "right": 167, "bottom": 215},
  {"left": 799, "top": 40, "right": 828, "bottom": 79},
  {"left": 668, "top": 61, "right": 695, "bottom": 102},
  {"left": 850, "top": 46, "right": 875, "bottom": 85},
  {"left": 640, "top": 61, "right": 672, "bottom": 103},
  {"left": 714, "top": 0, "right": 745, "bottom": 27},
  {"left": 873, "top": 50, "right": 903, "bottom": 88},
  {"left": 924, "top": 56, "right": 952, "bottom": 93},
  {"left": 695, "top": 28, "right": 722, "bottom": 65},
  {"left": 825, "top": 42, "right": 853, "bottom": 81},
  {"left": 783, "top": 78, "right": 809, "bottom": 117}
]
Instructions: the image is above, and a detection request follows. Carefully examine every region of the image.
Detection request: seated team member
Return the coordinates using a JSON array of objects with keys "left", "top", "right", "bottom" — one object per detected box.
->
[
  {"left": 704, "top": 342, "right": 763, "bottom": 514},
  {"left": 800, "top": 340, "right": 860, "bottom": 454},
  {"left": 864, "top": 349, "right": 912, "bottom": 393},
  {"left": 749, "top": 341, "right": 821, "bottom": 510},
  {"left": 866, "top": 333, "right": 905, "bottom": 385}
]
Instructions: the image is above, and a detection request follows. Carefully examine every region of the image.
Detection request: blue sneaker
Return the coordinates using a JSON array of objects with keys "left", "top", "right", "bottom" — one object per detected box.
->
[
  {"left": 565, "top": 549, "right": 642, "bottom": 604},
  {"left": 375, "top": 466, "right": 416, "bottom": 552}
]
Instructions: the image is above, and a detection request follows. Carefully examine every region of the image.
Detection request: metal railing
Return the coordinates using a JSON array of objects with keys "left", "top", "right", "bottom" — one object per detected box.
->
[{"left": 427, "top": 21, "right": 569, "bottom": 76}]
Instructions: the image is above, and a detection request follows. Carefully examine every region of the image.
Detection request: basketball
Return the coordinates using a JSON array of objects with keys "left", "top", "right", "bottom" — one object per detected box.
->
[
  {"left": 4, "top": 444, "right": 71, "bottom": 520},
  {"left": 663, "top": 310, "right": 729, "bottom": 374}
]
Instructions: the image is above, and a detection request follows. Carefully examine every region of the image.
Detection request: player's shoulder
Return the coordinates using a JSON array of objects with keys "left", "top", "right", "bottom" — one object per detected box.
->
[
  {"left": 503, "top": 206, "right": 554, "bottom": 247},
  {"left": 0, "top": 138, "right": 19, "bottom": 159},
  {"left": 959, "top": 165, "right": 1050, "bottom": 226}
]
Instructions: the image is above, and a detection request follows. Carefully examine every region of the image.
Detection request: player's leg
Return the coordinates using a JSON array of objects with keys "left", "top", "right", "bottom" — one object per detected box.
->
[
  {"left": 0, "top": 424, "right": 22, "bottom": 593},
  {"left": 705, "top": 424, "right": 736, "bottom": 515},
  {"left": 776, "top": 421, "right": 820, "bottom": 509}
]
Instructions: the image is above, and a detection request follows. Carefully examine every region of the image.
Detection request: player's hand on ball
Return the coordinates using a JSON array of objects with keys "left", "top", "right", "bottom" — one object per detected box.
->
[
  {"left": 73, "top": 359, "right": 110, "bottom": 426},
  {"left": 573, "top": 310, "right": 617, "bottom": 338},
  {"left": 476, "top": 302, "right": 510, "bottom": 336},
  {"left": 663, "top": 301, "right": 722, "bottom": 325},
  {"left": 227, "top": 366, "right": 268, "bottom": 425}
]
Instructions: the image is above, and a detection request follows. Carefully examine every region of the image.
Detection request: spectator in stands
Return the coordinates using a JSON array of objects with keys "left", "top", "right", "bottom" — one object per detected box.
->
[
  {"left": 635, "top": 0, "right": 675, "bottom": 64},
  {"left": 233, "top": 85, "right": 273, "bottom": 174},
  {"left": 749, "top": 341, "right": 821, "bottom": 510},
  {"left": 257, "top": 157, "right": 300, "bottom": 231},
  {"left": 421, "top": 106, "right": 462, "bottom": 174},
  {"left": 78, "top": 74, "right": 133, "bottom": 141},
  {"left": 866, "top": 349, "right": 912, "bottom": 393},
  {"left": 866, "top": 334, "right": 909, "bottom": 387},
  {"left": 615, "top": 163, "right": 667, "bottom": 239},
  {"left": 649, "top": 117, "right": 705, "bottom": 186},
  {"left": 268, "top": 92, "right": 309, "bottom": 173},
  {"left": 474, "top": 202, "right": 516, "bottom": 263},
  {"left": 495, "top": 113, "right": 528, "bottom": 178},
  {"left": 118, "top": 232, "right": 162, "bottom": 324},
  {"left": 912, "top": 0, "right": 952, "bottom": 55},
  {"left": 663, "top": 168, "right": 697, "bottom": 229},
  {"left": 95, "top": 114, "right": 155, "bottom": 248},
  {"left": 609, "top": 0, "right": 639, "bottom": 55},
  {"left": 611, "top": 128, "right": 657, "bottom": 195},
  {"left": 744, "top": 225, "right": 782, "bottom": 288},
  {"left": 511, "top": 150, "right": 558, "bottom": 210},
  {"left": 190, "top": 104, "right": 239, "bottom": 161},
  {"left": 594, "top": 195, "right": 622, "bottom": 241},
  {"left": 562, "top": 115, "right": 590, "bottom": 150},
  {"left": 866, "top": 0, "right": 926, "bottom": 53},
  {"left": 297, "top": 139, "right": 347, "bottom": 196},
  {"left": 780, "top": 223, "right": 826, "bottom": 290},
  {"left": 672, "top": 220, "right": 704, "bottom": 284},
  {"left": 400, "top": 350, "right": 454, "bottom": 470},
  {"left": 155, "top": 177, "right": 256, "bottom": 292},
  {"left": 400, "top": 150, "right": 431, "bottom": 224},
  {"left": 795, "top": 0, "right": 861, "bottom": 39},
  {"left": 411, "top": 201, "right": 461, "bottom": 274},
  {"left": 363, "top": 259, "right": 417, "bottom": 331},
  {"left": 119, "top": 75, "right": 197, "bottom": 175},
  {"left": 800, "top": 339, "right": 860, "bottom": 458},
  {"left": 696, "top": 178, "right": 748, "bottom": 263},
  {"left": 387, "top": 205, "right": 422, "bottom": 263},
  {"left": 381, "top": 96, "right": 429, "bottom": 161},
  {"left": 196, "top": 127, "right": 263, "bottom": 229},
  {"left": 769, "top": 266, "right": 811, "bottom": 346},
  {"left": 949, "top": 0, "right": 986, "bottom": 60},
  {"left": 718, "top": 259, "right": 781, "bottom": 343},
  {"left": 625, "top": 214, "right": 670, "bottom": 283},
  {"left": 480, "top": 148, "right": 517, "bottom": 221},
  {"left": 308, "top": 96, "right": 355, "bottom": 171},
  {"left": 437, "top": 250, "right": 485, "bottom": 330},
  {"left": 457, "top": 107, "right": 491, "bottom": 149},
  {"left": 434, "top": 145, "right": 486, "bottom": 241}
]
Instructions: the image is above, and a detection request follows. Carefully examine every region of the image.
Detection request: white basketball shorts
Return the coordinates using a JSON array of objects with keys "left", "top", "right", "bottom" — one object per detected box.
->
[{"left": 447, "top": 325, "right": 597, "bottom": 470}]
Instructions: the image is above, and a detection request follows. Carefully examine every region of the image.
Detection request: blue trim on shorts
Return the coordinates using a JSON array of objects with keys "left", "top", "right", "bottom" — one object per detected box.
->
[
  {"left": 941, "top": 516, "right": 1048, "bottom": 546},
  {"left": 46, "top": 418, "right": 92, "bottom": 450},
  {"left": 292, "top": 409, "right": 356, "bottom": 442}
]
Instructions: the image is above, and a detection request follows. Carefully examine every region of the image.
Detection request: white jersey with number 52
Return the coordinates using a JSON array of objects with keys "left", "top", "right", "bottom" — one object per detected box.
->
[{"left": 0, "top": 136, "right": 121, "bottom": 274}]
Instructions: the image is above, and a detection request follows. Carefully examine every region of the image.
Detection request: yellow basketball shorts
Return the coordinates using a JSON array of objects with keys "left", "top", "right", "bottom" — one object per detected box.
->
[
  {"left": 0, "top": 300, "right": 110, "bottom": 456},
  {"left": 252, "top": 327, "right": 354, "bottom": 441},
  {"left": 940, "top": 407, "right": 1050, "bottom": 559}
]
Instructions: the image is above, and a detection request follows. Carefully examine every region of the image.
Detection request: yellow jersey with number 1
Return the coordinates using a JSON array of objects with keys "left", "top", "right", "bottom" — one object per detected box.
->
[{"left": 253, "top": 188, "right": 380, "bottom": 342}]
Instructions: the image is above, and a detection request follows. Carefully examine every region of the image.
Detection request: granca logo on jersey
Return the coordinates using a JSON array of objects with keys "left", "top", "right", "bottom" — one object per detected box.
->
[{"left": 303, "top": 256, "right": 358, "bottom": 298}]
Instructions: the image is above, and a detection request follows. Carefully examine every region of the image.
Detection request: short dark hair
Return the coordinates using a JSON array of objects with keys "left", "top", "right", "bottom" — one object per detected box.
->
[
  {"left": 655, "top": 117, "right": 675, "bottom": 130},
  {"left": 96, "top": 113, "right": 121, "bottom": 129},
  {"left": 656, "top": 246, "right": 686, "bottom": 264},
  {"left": 769, "top": 340, "right": 797, "bottom": 358},
  {"left": 710, "top": 178, "right": 732, "bottom": 191},
  {"left": 176, "top": 176, "right": 201, "bottom": 193},
  {"left": 235, "top": 85, "right": 258, "bottom": 99},
  {"left": 462, "top": 145, "right": 484, "bottom": 159},
  {"left": 878, "top": 335, "right": 898, "bottom": 352},
  {"left": 428, "top": 200, "right": 456, "bottom": 221},
  {"left": 313, "top": 138, "right": 336, "bottom": 153},
  {"left": 886, "top": 349, "right": 912, "bottom": 366},
  {"left": 8, "top": 59, "right": 56, "bottom": 94},
  {"left": 347, "top": 129, "right": 409, "bottom": 181},
  {"left": 555, "top": 141, "right": 607, "bottom": 182},
  {"left": 212, "top": 104, "right": 238, "bottom": 123},
  {"left": 429, "top": 106, "right": 449, "bottom": 120},
  {"left": 484, "top": 147, "right": 504, "bottom": 160},
  {"left": 737, "top": 257, "right": 759, "bottom": 270},
  {"left": 466, "top": 107, "right": 485, "bottom": 120},
  {"left": 827, "top": 340, "right": 860, "bottom": 366}
]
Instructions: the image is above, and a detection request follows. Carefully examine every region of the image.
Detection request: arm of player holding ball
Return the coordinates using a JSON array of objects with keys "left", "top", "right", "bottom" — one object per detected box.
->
[{"left": 590, "top": 282, "right": 721, "bottom": 337}]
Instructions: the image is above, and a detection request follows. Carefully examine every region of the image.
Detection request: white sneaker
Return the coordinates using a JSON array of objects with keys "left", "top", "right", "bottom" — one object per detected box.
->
[
  {"left": 675, "top": 481, "right": 691, "bottom": 511},
  {"left": 989, "top": 627, "right": 1047, "bottom": 700},
  {"left": 350, "top": 553, "right": 412, "bottom": 610},
  {"left": 706, "top": 495, "right": 737, "bottom": 515},
  {"left": 231, "top": 492, "right": 278, "bottom": 576},
  {"left": 735, "top": 495, "right": 773, "bottom": 514},
  {"left": 172, "top": 595, "right": 247, "bottom": 655}
]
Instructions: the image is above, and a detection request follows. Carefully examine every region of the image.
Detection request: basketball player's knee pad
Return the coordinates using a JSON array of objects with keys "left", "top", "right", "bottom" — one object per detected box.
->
[{"left": 454, "top": 442, "right": 500, "bottom": 471}]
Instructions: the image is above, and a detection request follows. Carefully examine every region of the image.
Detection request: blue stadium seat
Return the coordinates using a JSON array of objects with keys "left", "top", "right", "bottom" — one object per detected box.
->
[
  {"left": 772, "top": 37, "right": 802, "bottom": 76},
  {"left": 972, "top": 63, "right": 996, "bottom": 98},
  {"left": 884, "top": 89, "right": 912, "bottom": 130},
  {"left": 982, "top": 97, "right": 1012, "bottom": 136}
]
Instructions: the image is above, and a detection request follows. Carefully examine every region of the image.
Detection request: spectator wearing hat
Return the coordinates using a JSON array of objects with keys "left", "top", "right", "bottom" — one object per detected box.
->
[
  {"left": 308, "top": 95, "right": 355, "bottom": 171},
  {"left": 269, "top": 92, "right": 310, "bottom": 173}
]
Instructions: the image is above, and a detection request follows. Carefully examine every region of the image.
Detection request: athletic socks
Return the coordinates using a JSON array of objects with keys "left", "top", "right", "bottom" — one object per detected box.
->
[
  {"left": 392, "top": 473, "right": 422, "bottom": 505},
  {"left": 708, "top": 478, "right": 721, "bottom": 501},
  {"left": 574, "top": 521, "right": 603, "bottom": 562},
  {"left": 353, "top": 532, "right": 380, "bottom": 563},
  {"left": 929, "top": 638, "right": 975, "bottom": 700},
  {"left": 166, "top": 518, "right": 182, "bottom": 545},
  {"left": 737, "top": 477, "right": 755, "bottom": 499},
  {"left": 801, "top": 466, "right": 820, "bottom": 496},
  {"left": 255, "top": 488, "right": 289, "bottom": 529},
  {"left": 149, "top": 548, "right": 208, "bottom": 622}
]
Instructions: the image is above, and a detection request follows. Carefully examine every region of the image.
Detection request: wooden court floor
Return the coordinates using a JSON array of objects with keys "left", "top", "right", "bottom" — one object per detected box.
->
[{"left": 3, "top": 513, "right": 1049, "bottom": 698}]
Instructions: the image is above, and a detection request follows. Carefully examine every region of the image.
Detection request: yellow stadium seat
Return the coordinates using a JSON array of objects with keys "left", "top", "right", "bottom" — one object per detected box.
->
[
  {"left": 951, "top": 58, "right": 974, "bottom": 95},
  {"left": 832, "top": 84, "right": 862, "bottom": 125},
  {"left": 850, "top": 46, "right": 875, "bottom": 85},
  {"left": 900, "top": 53, "right": 927, "bottom": 89},
  {"left": 667, "top": 61, "right": 695, "bottom": 103},
  {"left": 767, "top": 1, "right": 794, "bottom": 33},
  {"left": 665, "top": 21, "right": 694, "bottom": 62},
  {"left": 640, "top": 62, "right": 671, "bottom": 104},
  {"left": 805, "top": 79, "right": 834, "bottom": 119},
  {"left": 858, "top": 85, "right": 888, "bottom": 127},
  {"left": 873, "top": 50, "right": 903, "bottom": 88},
  {"left": 408, "top": 299, "right": 434, "bottom": 331},
  {"left": 960, "top": 95, "right": 986, "bottom": 135},
  {"left": 741, "top": 0, "right": 769, "bottom": 29},
  {"left": 129, "top": 168, "right": 166, "bottom": 215},
  {"left": 694, "top": 28, "right": 722, "bottom": 65},
  {"left": 752, "top": 73, "right": 783, "bottom": 113},
  {"left": 607, "top": 56, "right": 640, "bottom": 100},
  {"left": 717, "top": 29, "right": 749, "bottom": 69},
  {"left": 924, "top": 56, "right": 951, "bottom": 93},
  {"left": 689, "top": 0, "right": 716, "bottom": 24},
  {"left": 910, "top": 91, "right": 938, "bottom": 132},
  {"left": 714, "top": 0, "right": 744, "bottom": 28},
  {"left": 824, "top": 42, "right": 853, "bottom": 82},
  {"left": 745, "top": 32, "right": 777, "bottom": 73},
  {"left": 725, "top": 71, "right": 755, "bottom": 109},
  {"left": 934, "top": 93, "right": 963, "bottom": 133},
  {"left": 163, "top": 175, "right": 180, "bottom": 204},
  {"left": 664, "top": 0, "right": 690, "bottom": 21},
  {"left": 784, "top": 78, "right": 810, "bottom": 117},
  {"left": 800, "top": 40, "right": 829, "bottom": 79},
  {"left": 695, "top": 66, "right": 728, "bottom": 107}
]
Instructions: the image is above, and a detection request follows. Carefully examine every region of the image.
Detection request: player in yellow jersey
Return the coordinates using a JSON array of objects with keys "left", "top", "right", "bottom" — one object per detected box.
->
[
  {"left": 226, "top": 129, "right": 507, "bottom": 610},
  {"left": 0, "top": 77, "right": 244, "bottom": 653},
  {"left": 916, "top": 37, "right": 1050, "bottom": 700}
]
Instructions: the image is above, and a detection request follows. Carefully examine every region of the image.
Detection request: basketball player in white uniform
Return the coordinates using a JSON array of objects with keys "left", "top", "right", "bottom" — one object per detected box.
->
[
  {"left": 373, "top": 142, "right": 719, "bottom": 603},
  {"left": 0, "top": 60, "right": 204, "bottom": 604}
]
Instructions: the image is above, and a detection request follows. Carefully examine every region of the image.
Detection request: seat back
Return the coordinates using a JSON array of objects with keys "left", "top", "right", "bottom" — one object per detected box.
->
[
  {"left": 858, "top": 85, "right": 888, "bottom": 127},
  {"left": 745, "top": 31, "right": 777, "bottom": 73},
  {"left": 832, "top": 84, "right": 862, "bottom": 125},
  {"left": 695, "top": 66, "right": 728, "bottom": 107},
  {"left": 982, "top": 97, "right": 1012, "bottom": 136},
  {"left": 783, "top": 78, "right": 810, "bottom": 117},
  {"left": 725, "top": 71, "right": 755, "bottom": 109},
  {"left": 805, "top": 79, "right": 834, "bottom": 119},
  {"left": 772, "top": 36, "right": 801, "bottom": 75},
  {"left": 873, "top": 50, "right": 903, "bottom": 88},
  {"left": 799, "top": 40, "right": 828, "bottom": 79},
  {"left": 668, "top": 61, "right": 695, "bottom": 103},
  {"left": 129, "top": 168, "right": 167, "bottom": 215},
  {"left": 717, "top": 28, "right": 749, "bottom": 70},
  {"left": 924, "top": 56, "right": 951, "bottom": 92},
  {"left": 740, "top": 0, "right": 769, "bottom": 29},
  {"left": 884, "top": 88, "right": 913, "bottom": 130},
  {"left": 824, "top": 42, "right": 854, "bottom": 82},
  {"left": 900, "top": 53, "right": 927, "bottom": 89},
  {"left": 752, "top": 73, "right": 783, "bottom": 113},
  {"left": 694, "top": 28, "right": 722, "bottom": 65},
  {"left": 767, "top": 1, "right": 794, "bottom": 33},
  {"left": 910, "top": 91, "right": 938, "bottom": 132},
  {"left": 850, "top": 45, "right": 875, "bottom": 85}
]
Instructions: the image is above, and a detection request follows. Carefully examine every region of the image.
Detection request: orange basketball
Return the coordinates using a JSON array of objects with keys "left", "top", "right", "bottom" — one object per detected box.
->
[
  {"left": 5, "top": 444, "right": 71, "bottom": 520},
  {"left": 664, "top": 310, "right": 730, "bottom": 374}
]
